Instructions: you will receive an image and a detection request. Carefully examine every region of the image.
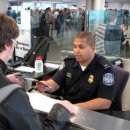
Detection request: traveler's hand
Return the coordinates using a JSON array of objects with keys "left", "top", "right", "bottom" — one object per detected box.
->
[
  {"left": 6, "top": 73, "right": 22, "bottom": 85},
  {"left": 60, "top": 100, "right": 75, "bottom": 114},
  {"left": 36, "top": 81, "right": 49, "bottom": 92}
]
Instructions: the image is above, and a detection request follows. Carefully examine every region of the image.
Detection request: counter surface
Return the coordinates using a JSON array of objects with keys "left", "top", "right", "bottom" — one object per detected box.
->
[{"left": 29, "top": 91, "right": 130, "bottom": 130}]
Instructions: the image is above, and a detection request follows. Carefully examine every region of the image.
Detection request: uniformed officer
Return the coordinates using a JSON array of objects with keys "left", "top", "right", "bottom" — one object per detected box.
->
[{"left": 37, "top": 31, "right": 115, "bottom": 110}]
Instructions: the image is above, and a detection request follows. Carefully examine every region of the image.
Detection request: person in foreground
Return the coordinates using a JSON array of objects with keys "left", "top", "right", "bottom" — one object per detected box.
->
[
  {"left": 0, "top": 13, "right": 75, "bottom": 130},
  {"left": 0, "top": 14, "right": 20, "bottom": 84},
  {"left": 37, "top": 31, "right": 115, "bottom": 110}
]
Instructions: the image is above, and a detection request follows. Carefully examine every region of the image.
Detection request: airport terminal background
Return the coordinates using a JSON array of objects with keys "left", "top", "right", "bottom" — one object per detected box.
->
[
  {"left": 1, "top": 1, "right": 130, "bottom": 130},
  {"left": 0, "top": 0, "right": 130, "bottom": 66}
]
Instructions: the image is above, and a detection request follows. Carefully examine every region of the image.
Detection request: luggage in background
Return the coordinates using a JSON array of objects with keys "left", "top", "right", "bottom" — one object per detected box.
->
[
  {"left": 23, "top": 36, "right": 53, "bottom": 67},
  {"left": 109, "top": 58, "right": 123, "bottom": 67}
]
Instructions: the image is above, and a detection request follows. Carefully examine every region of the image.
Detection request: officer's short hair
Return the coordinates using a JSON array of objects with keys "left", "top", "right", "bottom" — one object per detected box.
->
[
  {"left": 0, "top": 13, "right": 19, "bottom": 53},
  {"left": 75, "top": 31, "right": 95, "bottom": 46}
]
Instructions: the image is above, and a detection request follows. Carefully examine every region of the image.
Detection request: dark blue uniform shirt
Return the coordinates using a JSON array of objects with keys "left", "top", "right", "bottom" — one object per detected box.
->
[{"left": 52, "top": 54, "right": 115, "bottom": 104}]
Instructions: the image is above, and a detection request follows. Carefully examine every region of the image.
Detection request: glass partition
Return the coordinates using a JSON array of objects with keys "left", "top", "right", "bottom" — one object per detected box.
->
[
  {"left": 88, "top": 10, "right": 105, "bottom": 33},
  {"left": 46, "top": 9, "right": 130, "bottom": 64},
  {"left": 87, "top": 9, "right": 130, "bottom": 58},
  {"left": 29, "top": 8, "right": 130, "bottom": 63},
  {"left": 7, "top": 1, "right": 130, "bottom": 64},
  {"left": 13, "top": 8, "right": 130, "bottom": 64},
  {"left": 45, "top": 8, "right": 85, "bottom": 63}
]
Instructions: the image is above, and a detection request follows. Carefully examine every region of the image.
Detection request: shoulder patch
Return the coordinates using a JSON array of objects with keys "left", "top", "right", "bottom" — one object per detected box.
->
[
  {"left": 103, "top": 73, "right": 114, "bottom": 86},
  {"left": 103, "top": 64, "right": 111, "bottom": 69},
  {"left": 97, "top": 55, "right": 111, "bottom": 69}
]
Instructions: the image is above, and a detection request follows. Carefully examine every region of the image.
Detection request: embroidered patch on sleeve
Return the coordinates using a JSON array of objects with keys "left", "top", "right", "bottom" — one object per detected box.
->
[{"left": 103, "top": 73, "right": 114, "bottom": 86}]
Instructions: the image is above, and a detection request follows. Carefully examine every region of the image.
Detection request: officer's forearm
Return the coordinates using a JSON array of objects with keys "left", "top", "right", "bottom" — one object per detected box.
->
[
  {"left": 45, "top": 79, "right": 60, "bottom": 93},
  {"left": 75, "top": 98, "right": 112, "bottom": 110},
  {"left": 45, "top": 85, "right": 58, "bottom": 93}
]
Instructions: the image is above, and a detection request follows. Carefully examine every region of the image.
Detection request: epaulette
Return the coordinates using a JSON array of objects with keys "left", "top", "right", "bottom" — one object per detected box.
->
[{"left": 98, "top": 56, "right": 111, "bottom": 69}]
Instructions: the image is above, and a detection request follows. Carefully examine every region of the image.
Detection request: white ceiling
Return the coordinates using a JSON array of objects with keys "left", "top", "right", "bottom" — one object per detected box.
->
[
  {"left": 106, "top": 0, "right": 130, "bottom": 2},
  {"left": 9, "top": 0, "right": 130, "bottom": 3},
  {"left": 9, "top": 0, "right": 77, "bottom": 2},
  {"left": 8, "top": 0, "right": 78, "bottom": 5}
]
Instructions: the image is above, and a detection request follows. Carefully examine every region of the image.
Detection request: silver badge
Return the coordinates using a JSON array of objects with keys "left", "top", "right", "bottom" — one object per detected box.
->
[
  {"left": 103, "top": 73, "right": 114, "bottom": 86},
  {"left": 58, "top": 62, "right": 65, "bottom": 71}
]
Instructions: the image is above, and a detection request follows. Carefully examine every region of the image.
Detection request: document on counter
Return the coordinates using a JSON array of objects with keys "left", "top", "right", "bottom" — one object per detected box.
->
[
  {"left": 27, "top": 91, "right": 61, "bottom": 113},
  {"left": 24, "top": 78, "right": 52, "bottom": 88},
  {"left": 14, "top": 66, "right": 35, "bottom": 73}
]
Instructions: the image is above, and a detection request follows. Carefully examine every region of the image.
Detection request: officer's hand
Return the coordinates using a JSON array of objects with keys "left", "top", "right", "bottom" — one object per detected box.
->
[
  {"left": 36, "top": 81, "right": 50, "bottom": 93},
  {"left": 6, "top": 72, "right": 22, "bottom": 85},
  {"left": 60, "top": 100, "right": 75, "bottom": 114}
]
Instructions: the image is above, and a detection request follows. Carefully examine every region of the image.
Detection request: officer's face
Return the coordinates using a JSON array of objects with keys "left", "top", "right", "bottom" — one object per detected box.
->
[{"left": 74, "top": 38, "right": 95, "bottom": 65}]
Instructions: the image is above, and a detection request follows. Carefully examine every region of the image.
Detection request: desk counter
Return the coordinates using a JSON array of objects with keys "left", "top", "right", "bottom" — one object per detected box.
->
[
  {"left": 16, "top": 63, "right": 130, "bottom": 130},
  {"left": 28, "top": 91, "right": 130, "bottom": 130}
]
